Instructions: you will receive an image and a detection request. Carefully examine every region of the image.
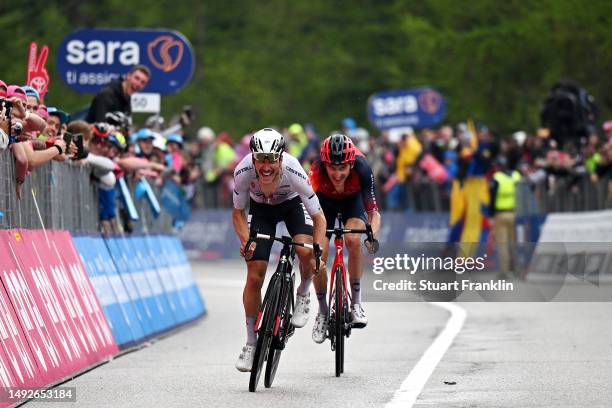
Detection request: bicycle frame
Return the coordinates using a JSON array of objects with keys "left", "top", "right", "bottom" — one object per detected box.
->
[
  {"left": 254, "top": 242, "right": 295, "bottom": 337},
  {"left": 328, "top": 232, "right": 350, "bottom": 317}
]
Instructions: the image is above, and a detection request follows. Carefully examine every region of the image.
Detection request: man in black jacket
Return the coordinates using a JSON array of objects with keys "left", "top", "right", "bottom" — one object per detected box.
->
[{"left": 86, "top": 65, "right": 150, "bottom": 123}]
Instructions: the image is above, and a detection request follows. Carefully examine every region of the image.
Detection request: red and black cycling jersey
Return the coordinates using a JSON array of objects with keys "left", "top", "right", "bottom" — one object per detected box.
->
[{"left": 309, "top": 155, "right": 379, "bottom": 213}]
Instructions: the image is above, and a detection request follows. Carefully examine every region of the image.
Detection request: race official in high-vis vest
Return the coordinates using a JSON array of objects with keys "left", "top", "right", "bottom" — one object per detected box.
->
[{"left": 489, "top": 150, "right": 522, "bottom": 278}]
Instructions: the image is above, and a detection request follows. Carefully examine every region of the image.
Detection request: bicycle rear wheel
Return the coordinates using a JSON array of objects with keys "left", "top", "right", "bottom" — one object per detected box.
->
[
  {"left": 334, "top": 266, "right": 344, "bottom": 377},
  {"left": 249, "top": 277, "right": 280, "bottom": 392},
  {"left": 264, "top": 274, "right": 294, "bottom": 387}
]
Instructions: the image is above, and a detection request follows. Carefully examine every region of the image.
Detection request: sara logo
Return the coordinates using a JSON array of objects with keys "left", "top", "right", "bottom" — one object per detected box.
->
[
  {"left": 367, "top": 87, "right": 446, "bottom": 130},
  {"left": 148, "top": 35, "right": 184, "bottom": 72},
  {"left": 57, "top": 28, "right": 195, "bottom": 94},
  {"left": 418, "top": 89, "right": 443, "bottom": 114}
]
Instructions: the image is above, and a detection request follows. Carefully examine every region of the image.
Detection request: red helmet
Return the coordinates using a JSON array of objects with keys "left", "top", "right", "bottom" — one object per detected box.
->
[
  {"left": 91, "top": 122, "right": 111, "bottom": 138},
  {"left": 320, "top": 133, "right": 356, "bottom": 165}
]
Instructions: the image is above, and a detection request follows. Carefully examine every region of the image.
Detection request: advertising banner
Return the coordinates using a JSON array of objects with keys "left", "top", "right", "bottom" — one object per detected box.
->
[
  {"left": 165, "top": 236, "right": 206, "bottom": 320},
  {"left": 104, "top": 237, "right": 154, "bottom": 338},
  {"left": 126, "top": 236, "right": 176, "bottom": 331},
  {"left": 73, "top": 236, "right": 136, "bottom": 347},
  {"left": 1, "top": 231, "right": 65, "bottom": 385},
  {"left": 57, "top": 28, "right": 195, "bottom": 94},
  {"left": 50, "top": 231, "right": 118, "bottom": 359},
  {"left": 0, "top": 233, "right": 41, "bottom": 389},
  {"left": 367, "top": 87, "right": 446, "bottom": 130}
]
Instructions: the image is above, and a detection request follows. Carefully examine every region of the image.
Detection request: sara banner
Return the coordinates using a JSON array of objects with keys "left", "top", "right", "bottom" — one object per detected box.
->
[
  {"left": 57, "top": 28, "right": 195, "bottom": 94},
  {"left": 367, "top": 87, "right": 446, "bottom": 130}
]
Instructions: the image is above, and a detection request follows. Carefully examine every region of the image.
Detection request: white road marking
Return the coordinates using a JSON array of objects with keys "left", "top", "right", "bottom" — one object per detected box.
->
[{"left": 385, "top": 302, "right": 467, "bottom": 408}]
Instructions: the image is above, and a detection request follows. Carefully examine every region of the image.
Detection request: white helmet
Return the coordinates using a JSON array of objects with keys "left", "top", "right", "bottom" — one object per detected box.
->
[{"left": 250, "top": 128, "right": 285, "bottom": 157}]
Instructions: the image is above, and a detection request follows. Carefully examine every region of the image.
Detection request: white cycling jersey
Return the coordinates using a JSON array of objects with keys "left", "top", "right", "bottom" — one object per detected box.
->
[{"left": 233, "top": 152, "right": 322, "bottom": 216}]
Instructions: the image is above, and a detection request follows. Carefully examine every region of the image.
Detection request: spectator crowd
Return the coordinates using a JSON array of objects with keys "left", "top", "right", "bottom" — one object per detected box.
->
[{"left": 2, "top": 64, "right": 612, "bottom": 237}]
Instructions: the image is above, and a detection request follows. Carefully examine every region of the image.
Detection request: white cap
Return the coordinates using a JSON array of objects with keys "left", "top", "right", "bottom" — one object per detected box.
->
[
  {"left": 512, "top": 131, "right": 527, "bottom": 146},
  {"left": 152, "top": 133, "right": 167, "bottom": 151},
  {"left": 197, "top": 126, "right": 215, "bottom": 143}
]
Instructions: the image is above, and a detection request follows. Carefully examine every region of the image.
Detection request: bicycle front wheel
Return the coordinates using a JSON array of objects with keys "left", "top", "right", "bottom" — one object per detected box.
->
[
  {"left": 249, "top": 277, "right": 281, "bottom": 392},
  {"left": 265, "top": 274, "right": 294, "bottom": 387}
]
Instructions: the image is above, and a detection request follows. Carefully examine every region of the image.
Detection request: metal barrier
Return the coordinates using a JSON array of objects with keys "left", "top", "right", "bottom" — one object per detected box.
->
[
  {"left": 1, "top": 150, "right": 173, "bottom": 233},
  {"left": 1, "top": 151, "right": 98, "bottom": 231},
  {"left": 187, "top": 171, "right": 612, "bottom": 215}
]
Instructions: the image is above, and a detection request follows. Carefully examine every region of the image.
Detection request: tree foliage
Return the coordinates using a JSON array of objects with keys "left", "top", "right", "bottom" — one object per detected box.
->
[{"left": 1, "top": 0, "right": 611, "bottom": 137}]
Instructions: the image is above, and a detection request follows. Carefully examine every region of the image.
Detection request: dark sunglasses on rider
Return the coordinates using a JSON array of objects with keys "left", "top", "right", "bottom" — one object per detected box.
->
[{"left": 253, "top": 152, "right": 280, "bottom": 162}]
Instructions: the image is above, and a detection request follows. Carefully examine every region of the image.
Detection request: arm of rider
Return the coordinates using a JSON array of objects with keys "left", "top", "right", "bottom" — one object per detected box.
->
[
  {"left": 368, "top": 210, "right": 381, "bottom": 239},
  {"left": 232, "top": 208, "right": 255, "bottom": 259},
  {"left": 310, "top": 210, "right": 326, "bottom": 271},
  {"left": 364, "top": 210, "right": 381, "bottom": 254}
]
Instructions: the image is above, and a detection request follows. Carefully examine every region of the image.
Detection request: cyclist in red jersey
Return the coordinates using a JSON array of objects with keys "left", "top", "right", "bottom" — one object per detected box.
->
[{"left": 309, "top": 133, "right": 381, "bottom": 343}]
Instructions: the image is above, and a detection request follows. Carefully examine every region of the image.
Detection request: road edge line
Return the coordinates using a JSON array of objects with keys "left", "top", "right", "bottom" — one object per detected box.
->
[{"left": 385, "top": 302, "right": 467, "bottom": 408}]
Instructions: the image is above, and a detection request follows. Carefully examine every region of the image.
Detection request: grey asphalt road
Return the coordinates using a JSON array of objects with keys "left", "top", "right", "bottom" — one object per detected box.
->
[{"left": 27, "top": 260, "right": 612, "bottom": 408}]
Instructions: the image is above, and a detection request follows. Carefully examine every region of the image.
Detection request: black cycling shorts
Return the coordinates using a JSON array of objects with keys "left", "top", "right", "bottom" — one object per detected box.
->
[
  {"left": 317, "top": 193, "right": 367, "bottom": 239},
  {"left": 248, "top": 196, "right": 313, "bottom": 262}
]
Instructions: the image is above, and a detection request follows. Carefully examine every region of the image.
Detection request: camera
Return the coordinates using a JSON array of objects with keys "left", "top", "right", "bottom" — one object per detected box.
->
[
  {"left": 183, "top": 105, "right": 194, "bottom": 121},
  {"left": 13, "top": 122, "right": 23, "bottom": 135},
  {"left": 64, "top": 132, "right": 88, "bottom": 160}
]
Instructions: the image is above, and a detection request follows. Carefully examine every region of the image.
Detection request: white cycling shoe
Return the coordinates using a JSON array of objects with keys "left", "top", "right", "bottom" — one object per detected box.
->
[
  {"left": 291, "top": 292, "right": 310, "bottom": 328},
  {"left": 350, "top": 303, "right": 368, "bottom": 328},
  {"left": 235, "top": 344, "right": 255, "bottom": 372},
  {"left": 312, "top": 313, "right": 329, "bottom": 344}
]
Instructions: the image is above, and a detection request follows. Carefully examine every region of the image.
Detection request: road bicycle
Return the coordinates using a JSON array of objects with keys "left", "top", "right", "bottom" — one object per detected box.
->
[
  {"left": 326, "top": 217, "right": 377, "bottom": 377},
  {"left": 245, "top": 231, "right": 320, "bottom": 392}
]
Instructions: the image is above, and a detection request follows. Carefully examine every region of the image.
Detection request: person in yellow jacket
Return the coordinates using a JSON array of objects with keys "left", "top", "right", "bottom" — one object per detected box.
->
[
  {"left": 387, "top": 131, "right": 422, "bottom": 210},
  {"left": 489, "top": 149, "right": 521, "bottom": 277}
]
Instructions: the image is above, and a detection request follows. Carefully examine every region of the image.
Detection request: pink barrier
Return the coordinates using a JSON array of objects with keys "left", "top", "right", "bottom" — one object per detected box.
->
[
  {"left": 0, "top": 235, "right": 41, "bottom": 390},
  {"left": 51, "top": 231, "right": 117, "bottom": 359},
  {"left": 0, "top": 229, "right": 118, "bottom": 396},
  {"left": 0, "top": 230, "right": 63, "bottom": 386},
  {"left": 11, "top": 230, "right": 97, "bottom": 372}
]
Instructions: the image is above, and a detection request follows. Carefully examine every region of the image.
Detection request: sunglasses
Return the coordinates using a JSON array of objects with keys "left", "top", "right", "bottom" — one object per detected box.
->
[{"left": 253, "top": 152, "right": 280, "bottom": 162}]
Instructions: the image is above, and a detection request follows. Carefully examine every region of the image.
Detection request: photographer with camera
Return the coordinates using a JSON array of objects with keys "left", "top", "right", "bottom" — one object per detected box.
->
[{"left": 1, "top": 84, "right": 68, "bottom": 198}]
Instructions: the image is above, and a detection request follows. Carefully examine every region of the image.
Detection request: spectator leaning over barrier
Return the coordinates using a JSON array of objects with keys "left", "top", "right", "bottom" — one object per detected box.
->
[
  {"left": 489, "top": 145, "right": 522, "bottom": 279},
  {"left": 87, "top": 123, "right": 119, "bottom": 235},
  {"left": 4, "top": 86, "right": 67, "bottom": 198},
  {"left": 44, "top": 106, "right": 69, "bottom": 139},
  {"left": 6, "top": 85, "right": 47, "bottom": 136},
  {"left": 22, "top": 86, "right": 40, "bottom": 114},
  {"left": 195, "top": 126, "right": 218, "bottom": 207},
  {"left": 135, "top": 128, "right": 155, "bottom": 159},
  {"left": 105, "top": 111, "right": 132, "bottom": 137},
  {"left": 165, "top": 133, "right": 184, "bottom": 175},
  {"left": 86, "top": 64, "right": 151, "bottom": 123}
]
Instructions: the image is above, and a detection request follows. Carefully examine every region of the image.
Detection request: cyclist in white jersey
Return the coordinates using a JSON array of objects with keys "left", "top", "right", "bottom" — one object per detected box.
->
[{"left": 232, "top": 128, "right": 326, "bottom": 372}]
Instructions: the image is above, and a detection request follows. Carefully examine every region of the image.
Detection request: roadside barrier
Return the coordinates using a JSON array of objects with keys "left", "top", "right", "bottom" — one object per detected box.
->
[{"left": 0, "top": 230, "right": 205, "bottom": 406}]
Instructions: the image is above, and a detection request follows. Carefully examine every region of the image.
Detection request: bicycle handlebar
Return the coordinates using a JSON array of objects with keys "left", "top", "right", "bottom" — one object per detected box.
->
[
  {"left": 244, "top": 231, "right": 322, "bottom": 273},
  {"left": 326, "top": 224, "right": 379, "bottom": 254}
]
